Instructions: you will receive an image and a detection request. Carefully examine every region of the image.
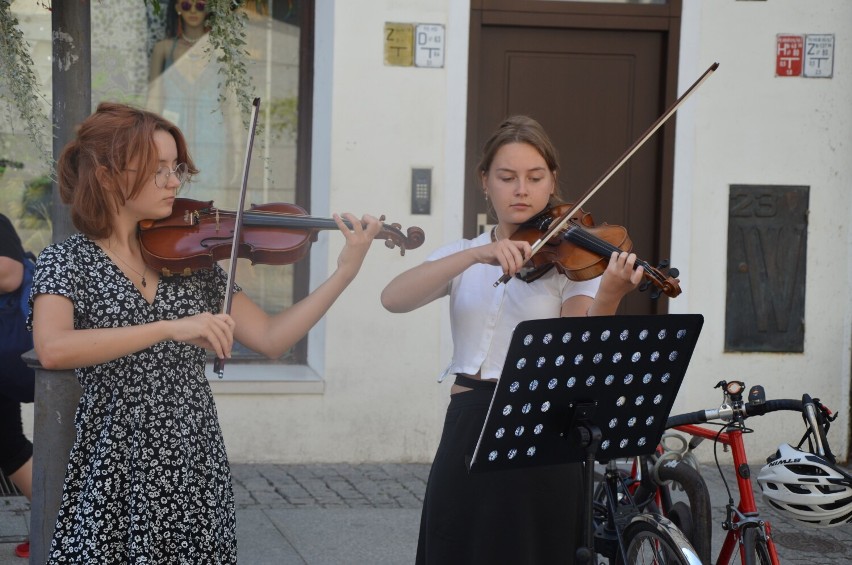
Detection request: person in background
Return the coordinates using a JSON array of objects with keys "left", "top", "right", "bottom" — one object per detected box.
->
[
  {"left": 381, "top": 115, "right": 644, "bottom": 564},
  {"left": 30, "top": 102, "right": 382, "bottom": 563},
  {"left": 0, "top": 213, "right": 34, "bottom": 560},
  {"left": 147, "top": 0, "right": 239, "bottom": 195},
  {"left": 148, "top": 0, "right": 209, "bottom": 82}
]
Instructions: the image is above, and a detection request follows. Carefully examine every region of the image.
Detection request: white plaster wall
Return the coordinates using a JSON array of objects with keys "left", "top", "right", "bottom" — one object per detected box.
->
[
  {"left": 212, "top": 0, "right": 852, "bottom": 464},
  {"left": 670, "top": 0, "right": 852, "bottom": 461}
]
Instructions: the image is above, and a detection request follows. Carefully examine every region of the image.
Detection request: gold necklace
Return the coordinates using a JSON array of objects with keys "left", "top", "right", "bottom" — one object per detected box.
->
[{"left": 108, "top": 247, "right": 150, "bottom": 288}]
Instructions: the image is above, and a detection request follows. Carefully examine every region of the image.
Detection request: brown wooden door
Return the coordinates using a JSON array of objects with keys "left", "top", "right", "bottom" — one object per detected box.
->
[{"left": 467, "top": 1, "right": 682, "bottom": 315}]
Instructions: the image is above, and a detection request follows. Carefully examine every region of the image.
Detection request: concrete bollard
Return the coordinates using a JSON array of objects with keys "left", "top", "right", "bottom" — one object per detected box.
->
[{"left": 23, "top": 349, "right": 81, "bottom": 565}]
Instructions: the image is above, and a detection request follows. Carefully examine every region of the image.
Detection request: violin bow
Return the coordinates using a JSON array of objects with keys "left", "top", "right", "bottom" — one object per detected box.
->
[
  {"left": 214, "top": 97, "right": 262, "bottom": 378},
  {"left": 494, "top": 62, "right": 719, "bottom": 287}
]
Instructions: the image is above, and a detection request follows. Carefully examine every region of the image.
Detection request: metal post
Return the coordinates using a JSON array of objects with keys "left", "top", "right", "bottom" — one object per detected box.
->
[
  {"left": 29, "top": 2, "right": 92, "bottom": 563},
  {"left": 50, "top": 0, "right": 90, "bottom": 244},
  {"left": 25, "top": 351, "right": 80, "bottom": 565}
]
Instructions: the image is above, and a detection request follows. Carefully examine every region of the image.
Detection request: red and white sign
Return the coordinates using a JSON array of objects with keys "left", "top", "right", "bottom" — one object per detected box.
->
[{"left": 776, "top": 34, "right": 803, "bottom": 77}]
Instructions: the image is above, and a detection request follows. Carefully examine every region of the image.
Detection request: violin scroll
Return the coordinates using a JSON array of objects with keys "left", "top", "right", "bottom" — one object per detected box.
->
[
  {"left": 640, "top": 260, "right": 681, "bottom": 299},
  {"left": 380, "top": 219, "right": 426, "bottom": 256}
]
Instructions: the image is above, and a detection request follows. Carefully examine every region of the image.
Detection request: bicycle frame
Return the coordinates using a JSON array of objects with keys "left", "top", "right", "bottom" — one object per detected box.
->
[{"left": 673, "top": 422, "right": 780, "bottom": 565}]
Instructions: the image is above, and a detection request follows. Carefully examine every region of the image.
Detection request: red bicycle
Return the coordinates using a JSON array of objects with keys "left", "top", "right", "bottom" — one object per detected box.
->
[{"left": 647, "top": 380, "right": 845, "bottom": 565}]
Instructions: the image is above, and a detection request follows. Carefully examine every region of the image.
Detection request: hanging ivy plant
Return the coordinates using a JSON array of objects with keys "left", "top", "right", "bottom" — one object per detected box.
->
[
  {"left": 205, "top": 0, "right": 255, "bottom": 125},
  {"left": 0, "top": 0, "right": 257, "bottom": 173},
  {"left": 0, "top": 0, "right": 52, "bottom": 169}
]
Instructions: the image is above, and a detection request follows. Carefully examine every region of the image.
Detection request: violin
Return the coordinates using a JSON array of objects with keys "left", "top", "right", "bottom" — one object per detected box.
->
[
  {"left": 509, "top": 204, "right": 681, "bottom": 299},
  {"left": 138, "top": 198, "right": 426, "bottom": 276},
  {"left": 493, "top": 62, "right": 718, "bottom": 292}
]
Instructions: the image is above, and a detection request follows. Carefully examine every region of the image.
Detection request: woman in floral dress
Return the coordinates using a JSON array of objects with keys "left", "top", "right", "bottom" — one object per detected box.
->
[{"left": 30, "top": 102, "right": 382, "bottom": 563}]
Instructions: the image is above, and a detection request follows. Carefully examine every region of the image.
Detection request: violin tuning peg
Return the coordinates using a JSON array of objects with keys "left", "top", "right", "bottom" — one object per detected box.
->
[
  {"left": 657, "top": 259, "right": 670, "bottom": 269},
  {"left": 638, "top": 280, "right": 651, "bottom": 293},
  {"left": 668, "top": 267, "right": 679, "bottom": 278},
  {"left": 650, "top": 288, "right": 662, "bottom": 300}
]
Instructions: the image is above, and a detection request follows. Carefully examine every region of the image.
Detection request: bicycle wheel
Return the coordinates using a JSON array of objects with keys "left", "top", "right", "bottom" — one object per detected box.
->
[
  {"left": 741, "top": 527, "right": 772, "bottom": 565},
  {"left": 615, "top": 514, "right": 702, "bottom": 565}
]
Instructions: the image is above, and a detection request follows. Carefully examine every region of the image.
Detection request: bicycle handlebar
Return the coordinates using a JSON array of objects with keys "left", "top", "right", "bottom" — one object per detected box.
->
[
  {"left": 665, "top": 398, "right": 803, "bottom": 428},
  {"left": 665, "top": 393, "right": 838, "bottom": 463}
]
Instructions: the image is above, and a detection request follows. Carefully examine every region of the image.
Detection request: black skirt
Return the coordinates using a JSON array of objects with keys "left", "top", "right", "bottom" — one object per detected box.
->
[{"left": 416, "top": 387, "right": 583, "bottom": 565}]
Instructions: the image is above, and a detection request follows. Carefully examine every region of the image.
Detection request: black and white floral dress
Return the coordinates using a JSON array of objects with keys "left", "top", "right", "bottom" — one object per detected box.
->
[{"left": 30, "top": 234, "right": 238, "bottom": 564}]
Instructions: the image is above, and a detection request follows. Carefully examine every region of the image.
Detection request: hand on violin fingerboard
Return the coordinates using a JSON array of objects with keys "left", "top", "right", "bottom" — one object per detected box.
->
[
  {"left": 593, "top": 251, "right": 644, "bottom": 313},
  {"left": 332, "top": 213, "right": 383, "bottom": 281}
]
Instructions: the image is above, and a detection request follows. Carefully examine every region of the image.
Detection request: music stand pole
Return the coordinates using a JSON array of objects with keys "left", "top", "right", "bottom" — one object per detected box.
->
[{"left": 574, "top": 420, "right": 602, "bottom": 564}]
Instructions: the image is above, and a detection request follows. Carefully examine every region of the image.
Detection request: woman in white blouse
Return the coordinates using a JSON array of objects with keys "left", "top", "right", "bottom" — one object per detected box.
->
[{"left": 382, "top": 115, "right": 643, "bottom": 565}]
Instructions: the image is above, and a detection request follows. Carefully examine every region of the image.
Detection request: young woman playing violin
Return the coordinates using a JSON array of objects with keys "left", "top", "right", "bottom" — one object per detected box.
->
[
  {"left": 382, "top": 115, "right": 644, "bottom": 565},
  {"left": 29, "top": 102, "right": 382, "bottom": 563}
]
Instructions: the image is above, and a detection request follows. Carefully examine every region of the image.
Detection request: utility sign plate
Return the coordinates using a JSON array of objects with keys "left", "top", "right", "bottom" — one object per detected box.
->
[
  {"left": 414, "top": 24, "right": 445, "bottom": 68},
  {"left": 803, "top": 34, "right": 834, "bottom": 78},
  {"left": 776, "top": 34, "right": 803, "bottom": 76}
]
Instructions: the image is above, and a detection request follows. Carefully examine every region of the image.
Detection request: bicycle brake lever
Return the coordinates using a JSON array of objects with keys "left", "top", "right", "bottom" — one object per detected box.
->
[{"left": 814, "top": 398, "right": 838, "bottom": 421}]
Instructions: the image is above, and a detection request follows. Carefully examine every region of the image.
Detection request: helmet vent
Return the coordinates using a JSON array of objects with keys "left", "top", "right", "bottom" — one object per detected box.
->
[
  {"left": 787, "top": 464, "right": 828, "bottom": 476},
  {"left": 817, "top": 484, "right": 847, "bottom": 495},
  {"left": 819, "top": 495, "right": 852, "bottom": 511},
  {"left": 784, "top": 484, "right": 810, "bottom": 495},
  {"left": 829, "top": 509, "right": 852, "bottom": 525},
  {"left": 767, "top": 499, "right": 784, "bottom": 511}
]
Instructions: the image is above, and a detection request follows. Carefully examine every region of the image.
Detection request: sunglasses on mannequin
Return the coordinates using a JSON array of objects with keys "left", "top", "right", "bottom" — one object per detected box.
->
[{"left": 179, "top": 1, "right": 206, "bottom": 12}]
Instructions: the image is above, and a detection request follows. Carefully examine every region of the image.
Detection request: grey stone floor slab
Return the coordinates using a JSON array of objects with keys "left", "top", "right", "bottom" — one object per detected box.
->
[{"left": 258, "top": 508, "right": 420, "bottom": 565}]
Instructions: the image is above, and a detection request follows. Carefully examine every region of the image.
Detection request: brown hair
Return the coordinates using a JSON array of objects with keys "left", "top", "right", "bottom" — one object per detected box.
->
[
  {"left": 477, "top": 115, "right": 563, "bottom": 203},
  {"left": 57, "top": 102, "right": 198, "bottom": 239}
]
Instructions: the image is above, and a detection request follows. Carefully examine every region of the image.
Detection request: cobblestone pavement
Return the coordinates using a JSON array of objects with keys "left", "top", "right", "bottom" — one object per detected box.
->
[
  {"left": 3, "top": 462, "right": 851, "bottom": 564},
  {"left": 230, "top": 463, "right": 430, "bottom": 511}
]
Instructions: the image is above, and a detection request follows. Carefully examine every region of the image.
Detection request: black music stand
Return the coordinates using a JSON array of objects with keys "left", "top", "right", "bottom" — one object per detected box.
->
[{"left": 469, "top": 314, "right": 704, "bottom": 563}]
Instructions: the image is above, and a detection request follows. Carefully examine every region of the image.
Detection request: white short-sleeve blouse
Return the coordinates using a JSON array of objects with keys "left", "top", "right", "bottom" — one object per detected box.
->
[{"left": 427, "top": 230, "right": 600, "bottom": 381}]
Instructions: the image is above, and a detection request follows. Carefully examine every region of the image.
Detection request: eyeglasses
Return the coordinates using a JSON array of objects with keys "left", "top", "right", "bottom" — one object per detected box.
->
[
  {"left": 179, "top": 1, "right": 206, "bottom": 12},
  {"left": 153, "top": 163, "right": 189, "bottom": 189}
]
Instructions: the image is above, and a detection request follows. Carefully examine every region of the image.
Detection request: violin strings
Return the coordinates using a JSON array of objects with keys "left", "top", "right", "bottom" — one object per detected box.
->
[
  {"left": 193, "top": 208, "right": 395, "bottom": 233},
  {"left": 563, "top": 223, "right": 667, "bottom": 286},
  {"left": 195, "top": 209, "right": 347, "bottom": 229},
  {"left": 197, "top": 209, "right": 328, "bottom": 221}
]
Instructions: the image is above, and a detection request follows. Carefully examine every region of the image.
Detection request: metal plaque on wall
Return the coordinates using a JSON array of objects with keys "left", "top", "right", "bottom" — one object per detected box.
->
[{"left": 725, "top": 185, "right": 808, "bottom": 352}]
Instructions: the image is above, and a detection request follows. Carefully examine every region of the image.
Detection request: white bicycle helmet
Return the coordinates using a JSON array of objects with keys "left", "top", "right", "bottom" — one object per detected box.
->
[{"left": 757, "top": 443, "right": 852, "bottom": 528}]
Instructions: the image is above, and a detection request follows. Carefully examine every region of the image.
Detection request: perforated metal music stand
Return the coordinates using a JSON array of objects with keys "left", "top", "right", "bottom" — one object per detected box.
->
[{"left": 469, "top": 314, "right": 703, "bottom": 562}]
